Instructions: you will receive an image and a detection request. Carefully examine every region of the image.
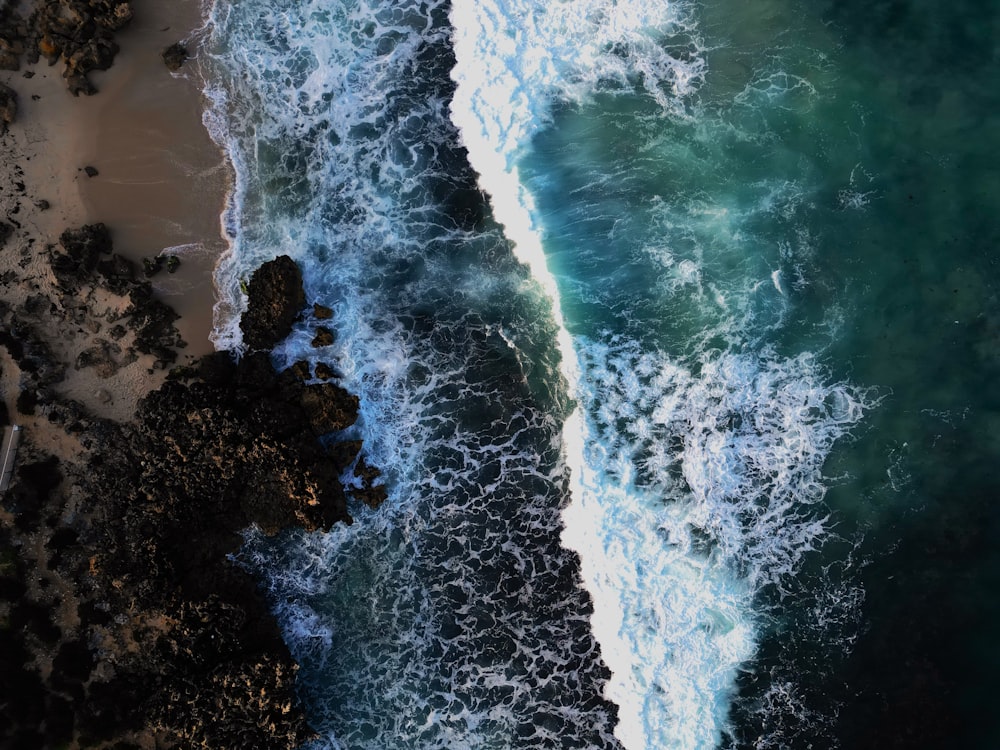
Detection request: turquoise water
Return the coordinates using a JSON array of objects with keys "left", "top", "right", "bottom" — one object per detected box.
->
[{"left": 202, "top": 0, "right": 1000, "bottom": 747}]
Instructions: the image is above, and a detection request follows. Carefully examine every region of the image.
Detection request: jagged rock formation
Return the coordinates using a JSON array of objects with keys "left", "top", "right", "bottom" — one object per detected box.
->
[
  {"left": 0, "top": 0, "right": 133, "bottom": 95},
  {"left": 1, "top": 252, "right": 385, "bottom": 748},
  {"left": 240, "top": 254, "right": 306, "bottom": 350}
]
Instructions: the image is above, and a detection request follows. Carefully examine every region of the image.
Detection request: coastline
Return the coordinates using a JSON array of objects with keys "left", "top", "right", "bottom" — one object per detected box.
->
[
  {"left": 1, "top": 2, "right": 382, "bottom": 746},
  {"left": 1, "top": 0, "right": 224, "bottom": 425},
  {"left": 73, "top": 0, "right": 227, "bottom": 359}
]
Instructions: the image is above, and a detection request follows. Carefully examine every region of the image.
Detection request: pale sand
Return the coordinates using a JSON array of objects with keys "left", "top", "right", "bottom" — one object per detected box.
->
[{"left": 0, "top": 0, "right": 227, "bottom": 431}]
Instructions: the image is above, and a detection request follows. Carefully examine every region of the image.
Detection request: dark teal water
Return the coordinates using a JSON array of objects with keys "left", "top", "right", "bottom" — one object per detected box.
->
[
  {"left": 487, "top": 0, "right": 1000, "bottom": 745},
  {"left": 805, "top": 1, "right": 1000, "bottom": 747},
  {"left": 203, "top": 0, "right": 1000, "bottom": 746}
]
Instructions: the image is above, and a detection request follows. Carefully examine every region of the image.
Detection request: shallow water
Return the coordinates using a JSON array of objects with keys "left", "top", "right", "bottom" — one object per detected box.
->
[{"left": 201, "top": 0, "right": 1000, "bottom": 747}]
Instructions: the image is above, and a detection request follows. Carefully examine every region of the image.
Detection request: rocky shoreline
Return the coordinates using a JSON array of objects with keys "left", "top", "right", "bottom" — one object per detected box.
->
[
  {"left": 0, "top": 0, "right": 134, "bottom": 96},
  {"left": 2, "top": 239, "right": 386, "bottom": 747},
  {"left": 2, "top": 2, "right": 384, "bottom": 747}
]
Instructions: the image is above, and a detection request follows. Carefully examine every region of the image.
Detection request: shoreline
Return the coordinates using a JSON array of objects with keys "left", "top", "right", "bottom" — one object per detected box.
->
[
  {"left": 0, "top": 0, "right": 225, "bottom": 423},
  {"left": 74, "top": 0, "right": 228, "bottom": 359},
  {"left": 1, "top": 2, "right": 382, "bottom": 746}
]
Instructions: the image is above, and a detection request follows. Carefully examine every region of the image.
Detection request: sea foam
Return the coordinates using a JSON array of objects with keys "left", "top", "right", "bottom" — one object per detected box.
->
[
  {"left": 201, "top": 0, "right": 627, "bottom": 746},
  {"left": 449, "top": 1, "right": 870, "bottom": 748}
]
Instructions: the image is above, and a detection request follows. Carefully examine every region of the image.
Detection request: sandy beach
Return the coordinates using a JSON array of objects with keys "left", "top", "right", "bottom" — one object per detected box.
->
[
  {"left": 1, "top": 0, "right": 226, "bottom": 425},
  {"left": 1, "top": 4, "right": 351, "bottom": 745},
  {"left": 74, "top": 0, "right": 228, "bottom": 357}
]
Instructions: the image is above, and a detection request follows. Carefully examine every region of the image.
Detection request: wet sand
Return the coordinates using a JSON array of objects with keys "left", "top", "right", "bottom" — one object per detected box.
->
[
  {"left": 1, "top": 0, "right": 226, "bottom": 426},
  {"left": 75, "top": 0, "right": 228, "bottom": 357}
]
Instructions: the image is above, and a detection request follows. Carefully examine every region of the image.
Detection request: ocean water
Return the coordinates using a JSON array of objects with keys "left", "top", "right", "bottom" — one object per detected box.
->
[{"left": 197, "top": 0, "right": 1000, "bottom": 748}]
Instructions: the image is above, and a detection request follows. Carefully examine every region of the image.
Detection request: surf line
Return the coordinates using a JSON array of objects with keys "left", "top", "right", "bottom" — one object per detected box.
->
[{"left": 447, "top": 5, "right": 647, "bottom": 746}]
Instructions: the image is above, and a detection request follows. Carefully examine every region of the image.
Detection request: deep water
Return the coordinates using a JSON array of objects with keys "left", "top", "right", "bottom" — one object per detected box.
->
[{"left": 200, "top": 0, "right": 1000, "bottom": 747}]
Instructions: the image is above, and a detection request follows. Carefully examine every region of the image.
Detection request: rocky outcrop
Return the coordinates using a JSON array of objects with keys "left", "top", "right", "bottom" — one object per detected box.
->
[
  {"left": 0, "top": 0, "right": 133, "bottom": 94},
  {"left": 311, "top": 325, "right": 335, "bottom": 347},
  {"left": 240, "top": 254, "right": 306, "bottom": 350},
  {"left": 50, "top": 222, "right": 113, "bottom": 290},
  {"left": 38, "top": 222, "right": 185, "bottom": 374},
  {"left": 162, "top": 41, "right": 188, "bottom": 72},
  {"left": 1, "top": 254, "right": 385, "bottom": 748}
]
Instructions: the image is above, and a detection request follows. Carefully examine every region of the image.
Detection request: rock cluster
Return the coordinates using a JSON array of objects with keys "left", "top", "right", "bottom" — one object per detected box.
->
[
  {"left": 1, "top": 254, "right": 385, "bottom": 748},
  {"left": 0, "top": 0, "right": 133, "bottom": 94}
]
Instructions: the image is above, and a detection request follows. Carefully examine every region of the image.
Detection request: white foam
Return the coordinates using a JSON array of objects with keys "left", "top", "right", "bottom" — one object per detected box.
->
[
  {"left": 200, "top": 2, "right": 633, "bottom": 746},
  {"left": 449, "top": 0, "right": 703, "bottom": 390},
  {"left": 563, "top": 341, "right": 871, "bottom": 748},
  {"left": 449, "top": 2, "right": 871, "bottom": 748}
]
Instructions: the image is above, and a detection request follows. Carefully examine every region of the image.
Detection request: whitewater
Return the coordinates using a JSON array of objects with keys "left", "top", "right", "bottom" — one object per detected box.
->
[
  {"left": 448, "top": 2, "right": 871, "bottom": 747},
  {"left": 194, "top": 0, "right": 891, "bottom": 747}
]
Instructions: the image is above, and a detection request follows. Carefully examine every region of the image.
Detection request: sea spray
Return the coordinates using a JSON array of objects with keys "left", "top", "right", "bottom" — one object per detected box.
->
[
  {"left": 201, "top": 0, "right": 625, "bottom": 746},
  {"left": 449, "top": 0, "right": 872, "bottom": 747}
]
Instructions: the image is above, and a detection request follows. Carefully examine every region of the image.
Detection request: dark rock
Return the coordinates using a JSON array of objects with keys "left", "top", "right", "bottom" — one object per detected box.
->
[
  {"left": 350, "top": 456, "right": 387, "bottom": 509},
  {"left": 165, "top": 255, "right": 180, "bottom": 273},
  {"left": 313, "top": 302, "right": 333, "bottom": 319},
  {"left": 83, "top": 165, "right": 99, "bottom": 177},
  {"left": 353, "top": 455, "right": 382, "bottom": 485},
  {"left": 50, "top": 19, "right": 123, "bottom": 96},
  {"left": 0, "top": 221, "right": 11, "bottom": 246},
  {"left": 126, "top": 284, "right": 183, "bottom": 363},
  {"left": 51, "top": 224, "right": 113, "bottom": 289},
  {"left": 299, "top": 381, "right": 359, "bottom": 434},
  {"left": 43, "top": 694, "right": 75, "bottom": 747},
  {"left": 15, "top": 387, "right": 37, "bottom": 415},
  {"left": 47, "top": 225, "right": 186, "bottom": 361},
  {"left": 161, "top": 42, "right": 187, "bottom": 71},
  {"left": 351, "top": 483, "right": 388, "bottom": 509},
  {"left": 289, "top": 360, "right": 311, "bottom": 381},
  {"left": 66, "top": 73, "right": 96, "bottom": 96},
  {"left": 10, "top": 600, "right": 61, "bottom": 643},
  {"left": 239, "top": 255, "right": 305, "bottom": 350},
  {"left": 314, "top": 362, "right": 337, "bottom": 380},
  {"left": 328, "top": 440, "right": 362, "bottom": 473},
  {"left": 35, "top": 199, "right": 50, "bottom": 211},
  {"left": 0, "top": 645, "right": 46, "bottom": 749},
  {"left": 47, "top": 527, "right": 80, "bottom": 551},
  {"left": 9, "top": 457, "right": 62, "bottom": 524},
  {"left": 0, "top": 82, "right": 15, "bottom": 130},
  {"left": 311, "top": 325, "right": 335, "bottom": 347},
  {"left": 0, "top": 575, "right": 27, "bottom": 602},
  {"left": 194, "top": 350, "right": 238, "bottom": 386},
  {"left": 52, "top": 639, "right": 95, "bottom": 682},
  {"left": 142, "top": 256, "right": 164, "bottom": 277},
  {"left": 96, "top": 253, "right": 135, "bottom": 295},
  {"left": 22, "top": 293, "right": 48, "bottom": 316},
  {"left": 75, "top": 340, "right": 120, "bottom": 378},
  {"left": 78, "top": 600, "right": 112, "bottom": 627}
]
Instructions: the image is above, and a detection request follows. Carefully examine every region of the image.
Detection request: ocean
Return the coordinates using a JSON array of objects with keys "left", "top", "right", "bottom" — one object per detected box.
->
[{"left": 196, "top": 0, "right": 1000, "bottom": 747}]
